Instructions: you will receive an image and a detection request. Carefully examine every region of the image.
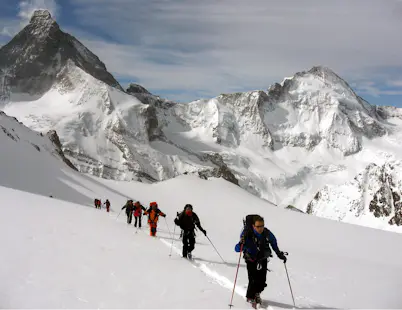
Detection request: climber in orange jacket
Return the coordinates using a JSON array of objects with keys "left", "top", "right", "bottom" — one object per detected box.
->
[{"left": 144, "top": 201, "right": 166, "bottom": 236}]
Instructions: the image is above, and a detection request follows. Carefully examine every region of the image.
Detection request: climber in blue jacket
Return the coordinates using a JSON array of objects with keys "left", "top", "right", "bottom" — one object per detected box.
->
[{"left": 234, "top": 214, "right": 287, "bottom": 304}]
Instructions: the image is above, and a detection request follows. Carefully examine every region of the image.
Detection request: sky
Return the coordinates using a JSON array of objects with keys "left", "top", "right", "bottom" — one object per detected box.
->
[{"left": 1, "top": 0, "right": 402, "bottom": 106}]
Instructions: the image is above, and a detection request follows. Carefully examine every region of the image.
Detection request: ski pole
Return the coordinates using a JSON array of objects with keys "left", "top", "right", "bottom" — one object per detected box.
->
[
  {"left": 283, "top": 253, "right": 296, "bottom": 308},
  {"left": 169, "top": 224, "right": 177, "bottom": 257},
  {"left": 206, "top": 235, "right": 225, "bottom": 263},
  {"left": 115, "top": 210, "right": 122, "bottom": 221},
  {"left": 164, "top": 217, "right": 173, "bottom": 239},
  {"left": 229, "top": 243, "right": 243, "bottom": 309}
]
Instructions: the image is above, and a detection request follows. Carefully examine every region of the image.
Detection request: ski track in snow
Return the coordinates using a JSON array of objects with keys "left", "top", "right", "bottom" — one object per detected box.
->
[
  {"left": 159, "top": 238, "right": 248, "bottom": 300},
  {"left": 131, "top": 224, "right": 254, "bottom": 308},
  {"left": 142, "top": 227, "right": 289, "bottom": 310},
  {"left": 130, "top": 220, "right": 325, "bottom": 309}
]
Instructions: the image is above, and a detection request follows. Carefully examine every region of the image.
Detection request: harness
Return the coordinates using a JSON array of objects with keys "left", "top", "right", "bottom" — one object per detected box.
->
[{"left": 245, "top": 229, "right": 272, "bottom": 268}]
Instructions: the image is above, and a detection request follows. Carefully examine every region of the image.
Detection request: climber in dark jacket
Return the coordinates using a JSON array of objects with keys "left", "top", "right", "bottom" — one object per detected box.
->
[
  {"left": 174, "top": 204, "right": 206, "bottom": 259},
  {"left": 121, "top": 200, "right": 135, "bottom": 224}
]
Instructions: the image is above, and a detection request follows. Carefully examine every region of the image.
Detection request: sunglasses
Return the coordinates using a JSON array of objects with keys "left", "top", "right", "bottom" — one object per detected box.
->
[{"left": 254, "top": 225, "right": 264, "bottom": 228}]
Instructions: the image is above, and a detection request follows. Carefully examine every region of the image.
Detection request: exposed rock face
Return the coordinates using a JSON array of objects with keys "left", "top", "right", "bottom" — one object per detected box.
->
[
  {"left": 46, "top": 130, "right": 78, "bottom": 171},
  {"left": 286, "top": 205, "right": 304, "bottom": 213},
  {"left": 126, "top": 83, "right": 151, "bottom": 95},
  {"left": 198, "top": 153, "right": 239, "bottom": 186}
]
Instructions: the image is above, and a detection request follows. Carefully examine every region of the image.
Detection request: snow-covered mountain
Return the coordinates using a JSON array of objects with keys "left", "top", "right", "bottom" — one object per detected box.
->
[
  {"left": 307, "top": 161, "right": 402, "bottom": 230},
  {"left": 266, "top": 66, "right": 386, "bottom": 155},
  {"left": 2, "top": 10, "right": 402, "bottom": 233}
]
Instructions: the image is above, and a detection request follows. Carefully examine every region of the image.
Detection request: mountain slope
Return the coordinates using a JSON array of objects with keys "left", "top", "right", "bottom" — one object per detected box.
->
[
  {"left": 0, "top": 109, "right": 111, "bottom": 205},
  {"left": 3, "top": 63, "right": 225, "bottom": 182}
]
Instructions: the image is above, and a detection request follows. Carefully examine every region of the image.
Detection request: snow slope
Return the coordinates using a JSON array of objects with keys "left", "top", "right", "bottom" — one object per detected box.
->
[
  {"left": 1, "top": 107, "right": 402, "bottom": 308},
  {"left": 1, "top": 175, "right": 402, "bottom": 309}
]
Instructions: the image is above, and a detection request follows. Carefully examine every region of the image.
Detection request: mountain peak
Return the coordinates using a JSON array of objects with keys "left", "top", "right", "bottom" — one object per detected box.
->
[
  {"left": 126, "top": 83, "right": 151, "bottom": 95},
  {"left": 28, "top": 10, "right": 58, "bottom": 33},
  {"left": 0, "top": 10, "right": 122, "bottom": 95},
  {"left": 30, "top": 9, "right": 53, "bottom": 23},
  {"left": 308, "top": 65, "right": 337, "bottom": 76},
  {"left": 306, "top": 65, "right": 347, "bottom": 84}
]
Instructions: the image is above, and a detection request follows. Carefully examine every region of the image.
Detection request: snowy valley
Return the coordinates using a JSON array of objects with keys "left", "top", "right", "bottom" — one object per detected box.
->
[{"left": 1, "top": 9, "right": 402, "bottom": 235}]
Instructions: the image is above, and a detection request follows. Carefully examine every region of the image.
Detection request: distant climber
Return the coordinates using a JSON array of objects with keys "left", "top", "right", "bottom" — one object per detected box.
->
[
  {"left": 121, "top": 200, "right": 135, "bottom": 224},
  {"left": 94, "top": 198, "right": 101, "bottom": 209},
  {"left": 133, "top": 201, "right": 146, "bottom": 228},
  {"left": 104, "top": 199, "right": 111, "bottom": 212}
]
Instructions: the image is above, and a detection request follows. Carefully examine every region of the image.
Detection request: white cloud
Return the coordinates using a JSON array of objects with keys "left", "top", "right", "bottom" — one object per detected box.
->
[
  {"left": 18, "top": 0, "right": 59, "bottom": 23},
  {"left": 353, "top": 80, "right": 402, "bottom": 98},
  {"left": 387, "top": 80, "right": 402, "bottom": 87},
  {"left": 65, "top": 0, "right": 402, "bottom": 101},
  {"left": 1, "top": 0, "right": 58, "bottom": 38}
]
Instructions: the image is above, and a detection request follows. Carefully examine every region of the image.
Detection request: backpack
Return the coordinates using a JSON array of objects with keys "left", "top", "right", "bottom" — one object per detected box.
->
[
  {"left": 242, "top": 214, "right": 272, "bottom": 259},
  {"left": 242, "top": 214, "right": 259, "bottom": 240}
]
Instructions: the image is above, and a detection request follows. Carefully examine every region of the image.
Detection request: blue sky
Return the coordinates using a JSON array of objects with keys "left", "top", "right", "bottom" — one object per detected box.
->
[{"left": 1, "top": 0, "right": 402, "bottom": 106}]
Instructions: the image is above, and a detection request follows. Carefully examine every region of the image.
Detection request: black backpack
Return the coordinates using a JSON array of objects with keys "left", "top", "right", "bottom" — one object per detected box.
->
[
  {"left": 242, "top": 214, "right": 272, "bottom": 259},
  {"left": 242, "top": 214, "right": 259, "bottom": 240}
]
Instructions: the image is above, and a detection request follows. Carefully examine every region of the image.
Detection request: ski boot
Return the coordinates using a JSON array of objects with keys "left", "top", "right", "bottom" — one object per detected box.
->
[
  {"left": 247, "top": 298, "right": 257, "bottom": 309},
  {"left": 255, "top": 293, "right": 262, "bottom": 304}
]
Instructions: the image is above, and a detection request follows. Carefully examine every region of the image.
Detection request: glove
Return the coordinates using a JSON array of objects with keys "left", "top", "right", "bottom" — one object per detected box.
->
[
  {"left": 201, "top": 229, "right": 207, "bottom": 236},
  {"left": 162, "top": 214, "right": 166, "bottom": 217},
  {"left": 277, "top": 251, "right": 287, "bottom": 263},
  {"left": 264, "top": 250, "right": 273, "bottom": 258},
  {"left": 174, "top": 218, "right": 179, "bottom": 225}
]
